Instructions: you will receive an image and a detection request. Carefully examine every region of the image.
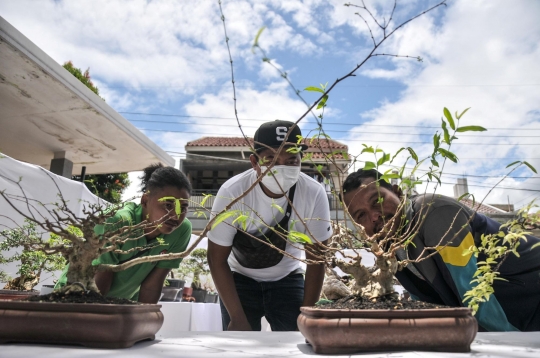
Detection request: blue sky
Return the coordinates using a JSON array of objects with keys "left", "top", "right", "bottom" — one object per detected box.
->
[{"left": 1, "top": 0, "right": 539, "bottom": 208}]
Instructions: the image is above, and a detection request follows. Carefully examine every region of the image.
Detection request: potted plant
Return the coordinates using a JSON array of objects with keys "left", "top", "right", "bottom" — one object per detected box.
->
[
  {"left": 202, "top": 278, "right": 219, "bottom": 303},
  {"left": 0, "top": 220, "right": 66, "bottom": 300},
  {"left": 161, "top": 274, "right": 185, "bottom": 302},
  {"left": 175, "top": 248, "right": 210, "bottom": 303},
  {"left": 0, "top": 171, "right": 207, "bottom": 348}
]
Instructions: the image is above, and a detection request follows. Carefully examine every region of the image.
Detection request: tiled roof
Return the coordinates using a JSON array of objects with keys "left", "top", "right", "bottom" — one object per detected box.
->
[
  {"left": 459, "top": 198, "right": 507, "bottom": 214},
  {"left": 309, "top": 152, "right": 347, "bottom": 160},
  {"left": 186, "top": 137, "right": 252, "bottom": 147},
  {"left": 186, "top": 136, "right": 348, "bottom": 150}
]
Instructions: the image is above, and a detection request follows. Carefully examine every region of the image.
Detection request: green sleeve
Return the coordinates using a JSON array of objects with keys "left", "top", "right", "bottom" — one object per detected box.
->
[{"left": 156, "top": 219, "right": 192, "bottom": 269}]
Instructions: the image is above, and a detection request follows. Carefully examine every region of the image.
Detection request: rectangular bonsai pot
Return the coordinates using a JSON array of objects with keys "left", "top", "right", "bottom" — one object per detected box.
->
[
  {"left": 0, "top": 300, "right": 164, "bottom": 348},
  {"left": 298, "top": 306, "right": 478, "bottom": 354}
]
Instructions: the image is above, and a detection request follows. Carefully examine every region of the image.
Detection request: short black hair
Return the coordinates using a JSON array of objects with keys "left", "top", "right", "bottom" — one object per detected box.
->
[
  {"left": 342, "top": 169, "right": 393, "bottom": 195},
  {"left": 140, "top": 163, "right": 192, "bottom": 195}
]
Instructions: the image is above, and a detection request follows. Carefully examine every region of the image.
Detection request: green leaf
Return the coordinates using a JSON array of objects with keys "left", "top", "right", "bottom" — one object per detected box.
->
[
  {"left": 431, "top": 158, "right": 439, "bottom": 167},
  {"left": 194, "top": 210, "right": 208, "bottom": 219},
  {"left": 441, "top": 120, "right": 450, "bottom": 144},
  {"left": 532, "top": 242, "right": 540, "bottom": 250},
  {"left": 304, "top": 86, "right": 325, "bottom": 93},
  {"left": 431, "top": 172, "right": 441, "bottom": 185},
  {"left": 524, "top": 161, "right": 538, "bottom": 174},
  {"left": 363, "top": 161, "right": 376, "bottom": 171},
  {"left": 433, "top": 133, "right": 440, "bottom": 150},
  {"left": 456, "top": 126, "right": 487, "bottom": 132},
  {"left": 200, "top": 194, "right": 213, "bottom": 207},
  {"left": 316, "top": 95, "right": 328, "bottom": 109},
  {"left": 437, "top": 148, "right": 458, "bottom": 163},
  {"left": 443, "top": 107, "right": 455, "bottom": 130},
  {"left": 211, "top": 210, "right": 241, "bottom": 230},
  {"left": 456, "top": 107, "right": 471, "bottom": 120},
  {"left": 232, "top": 214, "right": 249, "bottom": 231},
  {"left": 457, "top": 193, "right": 470, "bottom": 202},
  {"left": 271, "top": 202, "right": 285, "bottom": 214},
  {"left": 505, "top": 161, "right": 521, "bottom": 168},
  {"left": 390, "top": 147, "right": 405, "bottom": 163},
  {"left": 377, "top": 153, "right": 390, "bottom": 166},
  {"left": 361, "top": 147, "right": 374, "bottom": 154},
  {"left": 315, "top": 299, "right": 333, "bottom": 306},
  {"left": 252, "top": 26, "right": 266, "bottom": 52},
  {"left": 288, "top": 230, "right": 312, "bottom": 244},
  {"left": 407, "top": 147, "right": 419, "bottom": 163},
  {"left": 286, "top": 146, "right": 302, "bottom": 154}
]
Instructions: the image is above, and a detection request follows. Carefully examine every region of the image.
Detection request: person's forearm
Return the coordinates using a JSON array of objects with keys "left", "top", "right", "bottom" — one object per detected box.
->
[
  {"left": 210, "top": 260, "right": 247, "bottom": 322},
  {"left": 138, "top": 267, "right": 170, "bottom": 304},
  {"left": 303, "top": 263, "right": 325, "bottom": 307},
  {"left": 138, "top": 286, "right": 161, "bottom": 304}
]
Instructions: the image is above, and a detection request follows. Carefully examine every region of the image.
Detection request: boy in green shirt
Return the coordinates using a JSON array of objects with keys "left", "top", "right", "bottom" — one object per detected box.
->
[{"left": 56, "top": 164, "right": 192, "bottom": 303}]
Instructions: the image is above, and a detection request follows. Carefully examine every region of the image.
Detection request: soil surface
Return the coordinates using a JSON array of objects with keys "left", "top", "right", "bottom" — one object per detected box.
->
[
  {"left": 316, "top": 294, "right": 451, "bottom": 310},
  {"left": 25, "top": 290, "right": 138, "bottom": 305}
]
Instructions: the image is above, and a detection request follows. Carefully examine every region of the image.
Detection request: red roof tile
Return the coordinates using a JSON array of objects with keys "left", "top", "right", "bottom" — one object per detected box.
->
[
  {"left": 186, "top": 137, "right": 348, "bottom": 150},
  {"left": 460, "top": 198, "right": 507, "bottom": 214},
  {"left": 186, "top": 137, "right": 252, "bottom": 147}
]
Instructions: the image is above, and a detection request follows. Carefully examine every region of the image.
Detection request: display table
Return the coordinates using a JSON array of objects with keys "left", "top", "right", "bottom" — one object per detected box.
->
[
  {"left": 157, "top": 302, "right": 222, "bottom": 337},
  {"left": 1, "top": 331, "right": 539, "bottom": 357}
]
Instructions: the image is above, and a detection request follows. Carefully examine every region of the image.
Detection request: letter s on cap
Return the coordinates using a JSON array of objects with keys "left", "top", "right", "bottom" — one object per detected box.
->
[{"left": 276, "top": 126, "right": 288, "bottom": 141}]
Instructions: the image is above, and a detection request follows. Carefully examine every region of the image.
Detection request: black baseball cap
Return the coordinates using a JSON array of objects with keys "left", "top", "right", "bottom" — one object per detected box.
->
[{"left": 253, "top": 120, "right": 308, "bottom": 153}]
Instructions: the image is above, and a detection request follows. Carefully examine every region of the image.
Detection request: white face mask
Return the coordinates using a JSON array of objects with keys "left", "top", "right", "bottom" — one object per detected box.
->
[{"left": 260, "top": 165, "right": 300, "bottom": 194}]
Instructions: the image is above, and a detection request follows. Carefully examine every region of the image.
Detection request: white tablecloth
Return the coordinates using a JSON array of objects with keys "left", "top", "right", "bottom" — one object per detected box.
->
[
  {"left": 157, "top": 302, "right": 222, "bottom": 337},
  {"left": 1, "top": 332, "right": 539, "bottom": 357}
]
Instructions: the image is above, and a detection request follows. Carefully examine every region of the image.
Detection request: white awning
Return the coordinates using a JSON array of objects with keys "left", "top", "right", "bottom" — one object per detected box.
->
[{"left": 0, "top": 16, "right": 174, "bottom": 175}]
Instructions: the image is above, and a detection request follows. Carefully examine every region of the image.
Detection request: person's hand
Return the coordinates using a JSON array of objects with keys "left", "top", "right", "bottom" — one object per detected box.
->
[{"left": 227, "top": 318, "right": 252, "bottom": 331}]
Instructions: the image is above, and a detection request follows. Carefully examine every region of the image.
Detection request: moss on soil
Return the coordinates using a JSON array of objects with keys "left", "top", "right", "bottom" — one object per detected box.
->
[
  {"left": 26, "top": 290, "right": 138, "bottom": 305},
  {"left": 316, "top": 294, "right": 451, "bottom": 310}
]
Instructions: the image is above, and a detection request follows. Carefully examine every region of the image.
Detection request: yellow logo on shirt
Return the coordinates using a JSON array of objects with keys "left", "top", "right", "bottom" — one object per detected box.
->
[{"left": 436, "top": 232, "right": 474, "bottom": 267}]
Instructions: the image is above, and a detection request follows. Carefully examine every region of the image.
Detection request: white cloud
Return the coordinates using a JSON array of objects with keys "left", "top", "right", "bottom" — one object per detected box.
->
[
  {"left": 184, "top": 80, "right": 309, "bottom": 136},
  {"left": 0, "top": 0, "right": 325, "bottom": 97},
  {"left": 340, "top": 0, "right": 540, "bottom": 207}
]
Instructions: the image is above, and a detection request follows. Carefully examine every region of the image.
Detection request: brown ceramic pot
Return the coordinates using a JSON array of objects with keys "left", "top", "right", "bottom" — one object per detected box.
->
[
  {"left": 298, "top": 306, "right": 477, "bottom": 354},
  {"left": 0, "top": 299, "right": 164, "bottom": 348},
  {"left": 0, "top": 289, "right": 39, "bottom": 300}
]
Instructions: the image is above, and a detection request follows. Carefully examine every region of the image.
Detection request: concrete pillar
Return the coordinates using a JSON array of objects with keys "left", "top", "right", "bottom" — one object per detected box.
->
[
  {"left": 50, "top": 151, "right": 73, "bottom": 178},
  {"left": 453, "top": 178, "right": 469, "bottom": 199}
]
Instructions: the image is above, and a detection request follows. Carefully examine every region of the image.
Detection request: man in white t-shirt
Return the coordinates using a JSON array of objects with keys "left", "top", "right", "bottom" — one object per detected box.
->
[{"left": 207, "top": 120, "right": 333, "bottom": 331}]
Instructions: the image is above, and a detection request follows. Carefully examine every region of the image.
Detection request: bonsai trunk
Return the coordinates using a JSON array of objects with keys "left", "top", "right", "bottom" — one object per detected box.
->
[
  {"left": 335, "top": 253, "right": 398, "bottom": 299},
  {"left": 61, "top": 244, "right": 101, "bottom": 294}
]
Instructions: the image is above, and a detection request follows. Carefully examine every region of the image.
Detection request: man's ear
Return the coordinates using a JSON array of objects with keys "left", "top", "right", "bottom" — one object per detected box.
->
[{"left": 249, "top": 154, "right": 260, "bottom": 170}]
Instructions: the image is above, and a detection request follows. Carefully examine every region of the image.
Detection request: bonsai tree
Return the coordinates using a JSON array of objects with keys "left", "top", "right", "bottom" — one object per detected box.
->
[
  {"left": 0, "top": 170, "right": 206, "bottom": 296},
  {"left": 175, "top": 248, "right": 210, "bottom": 290},
  {"left": 0, "top": 220, "right": 66, "bottom": 291}
]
